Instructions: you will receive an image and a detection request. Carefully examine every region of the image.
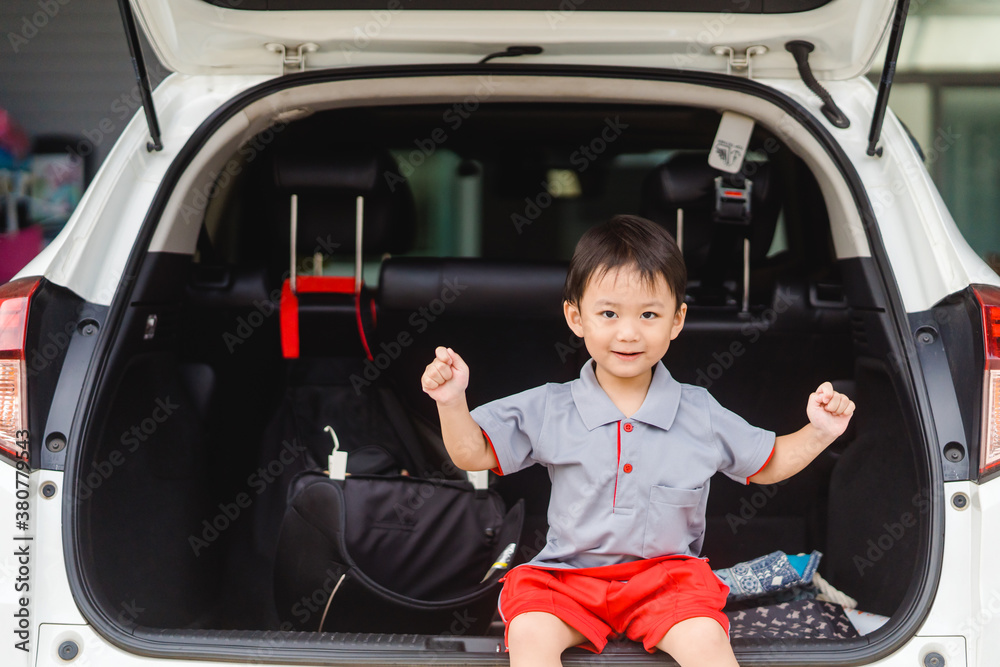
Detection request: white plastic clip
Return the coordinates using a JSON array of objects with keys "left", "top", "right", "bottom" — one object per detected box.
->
[
  {"left": 467, "top": 470, "right": 489, "bottom": 490},
  {"left": 325, "top": 426, "right": 348, "bottom": 480}
]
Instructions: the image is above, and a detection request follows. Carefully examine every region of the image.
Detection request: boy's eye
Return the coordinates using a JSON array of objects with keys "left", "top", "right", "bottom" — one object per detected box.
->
[
  {"left": 601, "top": 311, "right": 617, "bottom": 319},
  {"left": 640, "top": 312, "right": 658, "bottom": 320}
]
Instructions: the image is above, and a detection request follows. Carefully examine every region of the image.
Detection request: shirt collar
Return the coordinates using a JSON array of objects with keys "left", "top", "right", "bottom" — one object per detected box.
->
[{"left": 571, "top": 359, "right": 682, "bottom": 432}]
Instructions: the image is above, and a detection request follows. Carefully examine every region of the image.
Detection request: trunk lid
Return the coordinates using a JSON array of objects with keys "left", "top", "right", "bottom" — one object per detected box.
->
[{"left": 131, "top": 0, "right": 895, "bottom": 78}]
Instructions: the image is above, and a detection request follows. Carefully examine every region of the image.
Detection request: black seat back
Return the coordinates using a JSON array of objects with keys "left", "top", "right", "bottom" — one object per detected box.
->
[{"left": 376, "top": 257, "right": 582, "bottom": 421}]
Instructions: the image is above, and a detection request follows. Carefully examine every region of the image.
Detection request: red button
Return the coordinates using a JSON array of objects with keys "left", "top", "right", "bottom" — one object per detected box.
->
[
  {"left": 623, "top": 423, "right": 633, "bottom": 432},
  {"left": 623, "top": 463, "right": 633, "bottom": 473}
]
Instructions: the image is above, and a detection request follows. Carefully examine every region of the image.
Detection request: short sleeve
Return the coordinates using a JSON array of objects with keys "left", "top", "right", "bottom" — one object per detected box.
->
[
  {"left": 707, "top": 392, "right": 776, "bottom": 485},
  {"left": 469, "top": 385, "right": 547, "bottom": 476}
]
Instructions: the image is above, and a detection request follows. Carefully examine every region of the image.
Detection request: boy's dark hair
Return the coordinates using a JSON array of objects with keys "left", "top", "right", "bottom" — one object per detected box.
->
[{"left": 564, "top": 214, "right": 686, "bottom": 310}]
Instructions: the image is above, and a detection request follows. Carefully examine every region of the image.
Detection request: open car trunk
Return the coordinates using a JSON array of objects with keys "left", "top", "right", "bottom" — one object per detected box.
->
[{"left": 66, "top": 71, "right": 936, "bottom": 663}]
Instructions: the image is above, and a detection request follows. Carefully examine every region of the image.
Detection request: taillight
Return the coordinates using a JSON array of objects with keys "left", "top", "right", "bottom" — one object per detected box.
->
[
  {"left": 0, "top": 277, "right": 40, "bottom": 467},
  {"left": 975, "top": 285, "right": 1000, "bottom": 480}
]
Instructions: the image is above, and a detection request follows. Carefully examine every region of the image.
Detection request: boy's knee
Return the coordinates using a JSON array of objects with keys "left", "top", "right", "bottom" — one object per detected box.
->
[
  {"left": 507, "top": 615, "right": 529, "bottom": 645},
  {"left": 507, "top": 612, "right": 582, "bottom": 653},
  {"left": 507, "top": 613, "right": 551, "bottom": 648},
  {"left": 657, "top": 616, "right": 729, "bottom": 651}
]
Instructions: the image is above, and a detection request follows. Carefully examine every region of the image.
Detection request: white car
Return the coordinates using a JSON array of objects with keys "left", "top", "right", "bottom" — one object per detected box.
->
[{"left": 3, "top": 0, "right": 999, "bottom": 665}]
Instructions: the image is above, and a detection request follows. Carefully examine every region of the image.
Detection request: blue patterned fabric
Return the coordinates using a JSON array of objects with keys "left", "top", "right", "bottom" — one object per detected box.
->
[{"left": 714, "top": 550, "right": 822, "bottom": 602}]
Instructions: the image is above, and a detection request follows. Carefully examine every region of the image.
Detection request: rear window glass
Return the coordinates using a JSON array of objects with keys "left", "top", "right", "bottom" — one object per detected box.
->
[{"left": 203, "top": 103, "right": 804, "bottom": 289}]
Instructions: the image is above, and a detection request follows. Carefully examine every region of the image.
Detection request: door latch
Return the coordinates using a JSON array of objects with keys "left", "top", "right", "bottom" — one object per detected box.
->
[
  {"left": 712, "top": 45, "right": 768, "bottom": 78},
  {"left": 265, "top": 42, "right": 319, "bottom": 75}
]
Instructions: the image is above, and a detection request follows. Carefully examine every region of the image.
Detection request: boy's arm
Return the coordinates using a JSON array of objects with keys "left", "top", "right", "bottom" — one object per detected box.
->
[
  {"left": 748, "top": 382, "right": 855, "bottom": 485},
  {"left": 421, "top": 346, "right": 499, "bottom": 472}
]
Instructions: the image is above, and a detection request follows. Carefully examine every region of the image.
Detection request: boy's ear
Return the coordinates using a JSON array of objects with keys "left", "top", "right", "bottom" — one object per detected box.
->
[
  {"left": 670, "top": 302, "right": 687, "bottom": 341},
  {"left": 564, "top": 300, "right": 585, "bottom": 338}
]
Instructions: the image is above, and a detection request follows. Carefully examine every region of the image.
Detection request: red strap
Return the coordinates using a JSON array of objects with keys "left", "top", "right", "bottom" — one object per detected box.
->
[
  {"left": 294, "top": 275, "right": 354, "bottom": 294},
  {"left": 354, "top": 290, "right": 374, "bottom": 361},
  {"left": 280, "top": 279, "right": 299, "bottom": 359},
  {"left": 280, "top": 276, "right": 373, "bottom": 360}
]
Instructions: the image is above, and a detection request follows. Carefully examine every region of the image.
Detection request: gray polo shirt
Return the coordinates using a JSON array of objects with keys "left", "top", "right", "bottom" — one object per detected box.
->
[{"left": 470, "top": 360, "right": 775, "bottom": 569}]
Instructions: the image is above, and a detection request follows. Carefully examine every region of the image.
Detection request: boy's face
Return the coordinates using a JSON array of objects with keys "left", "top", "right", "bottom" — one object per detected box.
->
[{"left": 563, "top": 265, "right": 687, "bottom": 382}]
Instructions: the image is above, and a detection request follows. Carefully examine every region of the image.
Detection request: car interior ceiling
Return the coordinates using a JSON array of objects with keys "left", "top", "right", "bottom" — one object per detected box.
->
[{"left": 76, "top": 103, "right": 925, "bottom": 643}]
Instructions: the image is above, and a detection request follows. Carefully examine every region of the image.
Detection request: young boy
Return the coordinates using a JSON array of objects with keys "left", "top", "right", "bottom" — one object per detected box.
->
[{"left": 420, "top": 214, "right": 855, "bottom": 667}]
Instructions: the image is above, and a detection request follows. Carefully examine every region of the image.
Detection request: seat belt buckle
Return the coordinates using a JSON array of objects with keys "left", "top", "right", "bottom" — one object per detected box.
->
[{"left": 713, "top": 176, "right": 753, "bottom": 226}]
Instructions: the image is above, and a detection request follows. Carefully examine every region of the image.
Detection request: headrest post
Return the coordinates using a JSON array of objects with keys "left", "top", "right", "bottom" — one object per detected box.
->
[
  {"left": 676, "top": 208, "right": 684, "bottom": 254},
  {"left": 354, "top": 195, "right": 364, "bottom": 295},
  {"left": 290, "top": 194, "right": 298, "bottom": 293},
  {"left": 742, "top": 238, "right": 750, "bottom": 313}
]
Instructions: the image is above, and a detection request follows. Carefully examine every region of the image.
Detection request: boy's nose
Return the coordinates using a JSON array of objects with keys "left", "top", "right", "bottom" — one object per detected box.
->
[{"left": 616, "top": 324, "right": 640, "bottom": 342}]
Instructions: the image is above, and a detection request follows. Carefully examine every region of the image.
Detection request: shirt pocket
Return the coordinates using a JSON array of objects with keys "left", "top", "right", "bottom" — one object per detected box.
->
[{"left": 641, "top": 485, "right": 705, "bottom": 558}]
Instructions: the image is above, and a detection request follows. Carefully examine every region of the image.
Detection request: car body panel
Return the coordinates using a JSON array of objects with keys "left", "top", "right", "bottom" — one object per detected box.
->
[
  {"left": 0, "top": 468, "right": 32, "bottom": 667},
  {"left": 910, "top": 481, "right": 975, "bottom": 665},
  {"left": 130, "top": 0, "right": 895, "bottom": 78},
  {"left": 36, "top": 623, "right": 285, "bottom": 667},
  {"left": 972, "top": 479, "right": 1000, "bottom": 663},
  {"left": 868, "top": 637, "right": 966, "bottom": 667}
]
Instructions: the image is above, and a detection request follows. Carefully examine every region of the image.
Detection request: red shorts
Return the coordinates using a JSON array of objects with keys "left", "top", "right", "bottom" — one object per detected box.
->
[{"left": 498, "top": 555, "right": 729, "bottom": 654}]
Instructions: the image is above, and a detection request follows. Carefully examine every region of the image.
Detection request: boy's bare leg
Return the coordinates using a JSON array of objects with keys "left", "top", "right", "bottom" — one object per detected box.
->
[
  {"left": 654, "top": 617, "right": 740, "bottom": 667},
  {"left": 507, "top": 611, "right": 587, "bottom": 667}
]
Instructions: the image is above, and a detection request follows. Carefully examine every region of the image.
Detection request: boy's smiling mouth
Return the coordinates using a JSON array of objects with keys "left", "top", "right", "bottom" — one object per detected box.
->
[{"left": 612, "top": 351, "right": 643, "bottom": 360}]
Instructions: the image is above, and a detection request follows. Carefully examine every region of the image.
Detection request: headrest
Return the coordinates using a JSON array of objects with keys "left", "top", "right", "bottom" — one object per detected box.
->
[
  {"left": 273, "top": 147, "right": 415, "bottom": 255},
  {"left": 640, "top": 153, "right": 782, "bottom": 272},
  {"left": 379, "top": 258, "right": 567, "bottom": 321}
]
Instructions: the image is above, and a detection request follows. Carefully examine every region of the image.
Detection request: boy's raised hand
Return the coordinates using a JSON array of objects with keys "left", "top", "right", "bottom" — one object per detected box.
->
[
  {"left": 807, "top": 381, "right": 856, "bottom": 441},
  {"left": 421, "top": 346, "right": 470, "bottom": 405}
]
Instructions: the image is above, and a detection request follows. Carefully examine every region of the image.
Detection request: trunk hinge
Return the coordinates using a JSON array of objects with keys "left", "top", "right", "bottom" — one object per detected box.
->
[
  {"left": 711, "top": 45, "right": 768, "bottom": 79},
  {"left": 266, "top": 43, "right": 319, "bottom": 76},
  {"left": 867, "top": 0, "right": 912, "bottom": 157},
  {"left": 115, "top": 0, "right": 163, "bottom": 152}
]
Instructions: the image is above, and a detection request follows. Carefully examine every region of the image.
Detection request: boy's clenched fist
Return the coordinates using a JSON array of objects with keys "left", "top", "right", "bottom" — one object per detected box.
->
[
  {"left": 806, "top": 381, "right": 856, "bottom": 441},
  {"left": 421, "top": 346, "right": 470, "bottom": 406}
]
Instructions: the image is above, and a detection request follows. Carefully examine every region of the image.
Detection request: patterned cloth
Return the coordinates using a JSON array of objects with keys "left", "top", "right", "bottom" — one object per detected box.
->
[
  {"left": 714, "top": 550, "right": 822, "bottom": 602},
  {"left": 727, "top": 599, "right": 860, "bottom": 640}
]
